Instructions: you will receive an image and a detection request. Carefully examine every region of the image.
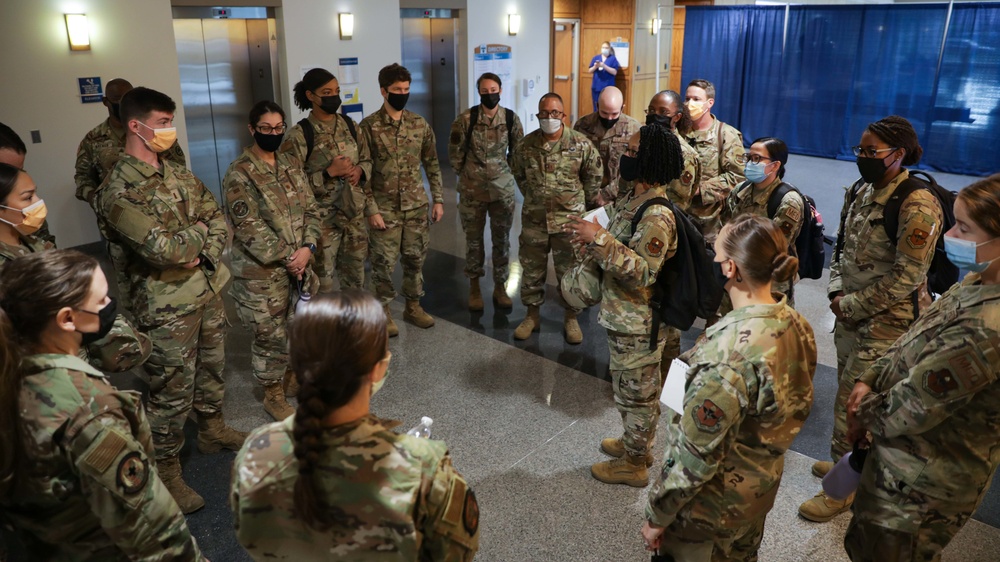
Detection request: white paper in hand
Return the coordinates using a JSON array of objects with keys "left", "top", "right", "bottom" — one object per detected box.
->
[
  {"left": 583, "top": 206, "right": 609, "bottom": 230},
  {"left": 660, "top": 359, "right": 689, "bottom": 415}
]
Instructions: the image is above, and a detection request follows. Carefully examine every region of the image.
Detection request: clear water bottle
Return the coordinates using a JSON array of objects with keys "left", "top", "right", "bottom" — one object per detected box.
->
[
  {"left": 822, "top": 442, "right": 869, "bottom": 500},
  {"left": 295, "top": 278, "right": 312, "bottom": 315},
  {"left": 406, "top": 416, "right": 433, "bottom": 438}
]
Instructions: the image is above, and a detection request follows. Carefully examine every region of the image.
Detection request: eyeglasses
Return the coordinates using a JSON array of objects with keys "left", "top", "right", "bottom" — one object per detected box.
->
[
  {"left": 255, "top": 123, "right": 286, "bottom": 134},
  {"left": 852, "top": 146, "right": 897, "bottom": 158},
  {"left": 537, "top": 110, "right": 565, "bottom": 120},
  {"left": 736, "top": 153, "right": 774, "bottom": 164},
  {"left": 644, "top": 108, "right": 675, "bottom": 117},
  {"left": 624, "top": 147, "right": 639, "bottom": 158}
]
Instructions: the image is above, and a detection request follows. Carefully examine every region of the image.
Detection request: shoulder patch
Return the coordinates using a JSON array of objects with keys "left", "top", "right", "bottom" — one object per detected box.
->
[
  {"left": 646, "top": 237, "right": 664, "bottom": 257},
  {"left": 84, "top": 430, "right": 128, "bottom": 473},
  {"left": 107, "top": 200, "right": 156, "bottom": 245},
  {"left": 693, "top": 399, "right": 725, "bottom": 432},
  {"left": 907, "top": 228, "right": 929, "bottom": 250},
  {"left": 116, "top": 451, "right": 148, "bottom": 494},
  {"left": 463, "top": 488, "right": 480, "bottom": 535},
  {"left": 923, "top": 368, "right": 958, "bottom": 398},
  {"left": 232, "top": 200, "right": 250, "bottom": 220},
  {"left": 681, "top": 170, "right": 694, "bottom": 187},
  {"left": 784, "top": 204, "right": 802, "bottom": 224}
]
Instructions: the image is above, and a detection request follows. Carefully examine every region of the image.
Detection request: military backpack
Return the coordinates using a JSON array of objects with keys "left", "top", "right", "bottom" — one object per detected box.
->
[
  {"left": 764, "top": 182, "right": 828, "bottom": 280},
  {"left": 462, "top": 105, "right": 516, "bottom": 170},
  {"left": 298, "top": 114, "right": 358, "bottom": 163}
]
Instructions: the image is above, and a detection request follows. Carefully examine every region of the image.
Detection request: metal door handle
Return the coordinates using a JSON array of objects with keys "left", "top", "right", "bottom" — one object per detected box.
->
[{"left": 555, "top": 74, "right": 569, "bottom": 80}]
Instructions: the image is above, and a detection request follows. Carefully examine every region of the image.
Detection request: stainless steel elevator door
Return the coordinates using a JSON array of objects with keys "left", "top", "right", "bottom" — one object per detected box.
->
[{"left": 400, "top": 17, "right": 458, "bottom": 168}]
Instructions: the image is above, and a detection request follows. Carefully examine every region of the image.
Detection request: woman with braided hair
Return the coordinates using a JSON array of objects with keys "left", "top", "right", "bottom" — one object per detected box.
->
[
  {"left": 564, "top": 122, "right": 683, "bottom": 487},
  {"left": 231, "top": 289, "right": 480, "bottom": 561}
]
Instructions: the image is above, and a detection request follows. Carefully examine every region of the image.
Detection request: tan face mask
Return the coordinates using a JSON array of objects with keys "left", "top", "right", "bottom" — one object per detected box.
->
[
  {"left": 0, "top": 199, "right": 47, "bottom": 235},
  {"left": 137, "top": 122, "right": 177, "bottom": 153},
  {"left": 687, "top": 100, "right": 708, "bottom": 121}
]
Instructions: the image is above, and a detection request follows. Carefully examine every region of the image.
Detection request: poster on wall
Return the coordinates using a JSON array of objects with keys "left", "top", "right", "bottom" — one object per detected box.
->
[
  {"left": 473, "top": 44, "right": 513, "bottom": 110},
  {"left": 610, "top": 41, "right": 630, "bottom": 68},
  {"left": 338, "top": 57, "right": 362, "bottom": 106},
  {"left": 78, "top": 77, "right": 103, "bottom": 103}
]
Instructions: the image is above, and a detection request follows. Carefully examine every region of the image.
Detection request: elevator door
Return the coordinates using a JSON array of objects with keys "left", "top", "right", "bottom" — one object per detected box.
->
[
  {"left": 400, "top": 16, "right": 458, "bottom": 168},
  {"left": 174, "top": 18, "right": 278, "bottom": 199}
]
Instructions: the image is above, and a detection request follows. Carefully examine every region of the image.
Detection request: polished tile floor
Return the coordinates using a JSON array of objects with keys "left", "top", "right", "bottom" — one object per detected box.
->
[{"left": 9, "top": 156, "right": 998, "bottom": 561}]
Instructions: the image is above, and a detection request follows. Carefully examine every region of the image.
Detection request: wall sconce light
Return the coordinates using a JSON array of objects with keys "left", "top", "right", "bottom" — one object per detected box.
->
[
  {"left": 65, "top": 14, "right": 91, "bottom": 51},
  {"left": 508, "top": 13, "right": 521, "bottom": 36},
  {"left": 339, "top": 12, "right": 354, "bottom": 40},
  {"left": 651, "top": 18, "right": 661, "bottom": 36}
]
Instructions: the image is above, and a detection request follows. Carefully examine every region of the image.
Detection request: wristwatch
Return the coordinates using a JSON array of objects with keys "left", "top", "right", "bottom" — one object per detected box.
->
[{"left": 303, "top": 243, "right": 317, "bottom": 254}]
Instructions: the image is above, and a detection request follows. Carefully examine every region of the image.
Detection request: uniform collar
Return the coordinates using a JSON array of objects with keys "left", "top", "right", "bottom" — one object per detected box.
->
[
  {"left": 307, "top": 111, "right": 338, "bottom": 132},
  {"left": 121, "top": 153, "right": 166, "bottom": 179},
  {"left": 623, "top": 184, "right": 668, "bottom": 212},
  {"left": 242, "top": 145, "right": 290, "bottom": 175},
  {"left": 21, "top": 353, "right": 107, "bottom": 380},
  {"left": 953, "top": 272, "right": 1000, "bottom": 307},
  {"left": 376, "top": 106, "right": 406, "bottom": 126},
  {"left": 104, "top": 118, "right": 126, "bottom": 143},
  {"left": 708, "top": 295, "right": 789, "bottom": 338},
  {"left": 870, "top": 169, "right": 910, "bottom": 206},
  {"left": 750, "top": 176, "right": 783, "bottom": 206}
]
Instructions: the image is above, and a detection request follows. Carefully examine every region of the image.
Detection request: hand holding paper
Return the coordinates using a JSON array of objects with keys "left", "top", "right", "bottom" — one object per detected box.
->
[{"left": 659, "top": 359, "right": 689, "bottom": 415}]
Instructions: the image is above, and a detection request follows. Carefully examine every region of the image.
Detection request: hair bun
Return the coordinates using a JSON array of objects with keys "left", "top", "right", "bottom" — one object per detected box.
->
[{"left": 771, "top": 252, "right": 799, "bottom": 283}]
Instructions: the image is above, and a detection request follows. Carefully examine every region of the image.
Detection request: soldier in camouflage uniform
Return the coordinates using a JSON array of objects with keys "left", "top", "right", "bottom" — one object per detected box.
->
[
  {"left": 565, "top": 123, "right": 682, "bottom": 486},
  {"left": 799, "top": 116, "right": 944, "bottom": 522},
  {"left": 0, "top": 250, "right": 204, "bottom": 560},
  {"left": 280, "top": 68, "right": 371, "bottom": 295},
  {"left": 573, "top": 86, "right": 641, "bottom": 205},
  {"left": 225, "top": 101, "right": 322, "bottom": 421},
  {"left": 511, "top": 92, "right": 602, "bottom": 344},
  {"left": 448, "top": 72, "right": 524, "bottom": 312},
  {"left": 94, "top": 87, "right": 246, "bottom": 514},
  {"left": 74, "top": 79, "right": 186, "bottom": 315},
  {"left": 642, "top": 215, "right": 817, "bottom": 560},
  {"left": 360, "top": 63, "right": 444, "bottom": 336},
  {"left": 684, "top": 79, "right": 746, "bottom": 246},
  {"left": 232, "top": 291, "right": 479, "bottom": 561}
]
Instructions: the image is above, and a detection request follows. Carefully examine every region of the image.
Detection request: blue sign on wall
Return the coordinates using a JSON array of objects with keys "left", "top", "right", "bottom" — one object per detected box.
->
[{"left": 78, "top": 77, "right": 103, "bottom": 103}]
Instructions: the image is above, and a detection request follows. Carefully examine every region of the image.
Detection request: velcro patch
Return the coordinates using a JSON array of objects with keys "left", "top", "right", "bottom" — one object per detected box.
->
[
  {"left": 232, "top": 200, "right": 250, "bottom": 220},
  {"left": 84, "top": 430, "right": 128, "bottom": 473},
  {"left": 108, "top": 200, "right": 156, "bottom": 245},
  {"left": 693, "top": 399, "right": 725, "bottom": 432},
  {"left": 784, "top": 204, "right": 801, "bottom": 224},
  {"left": 463, "top": 489, "right": 479, "bottom": 535},
  {"left": 116, "top": 451, "right": 148, "bottom": 494},
  {"left": 443, "top": 476, "right": 468, "bottom": 528},
  {"left": 923, "top": 369, "right": 958, "bottom": 398}
]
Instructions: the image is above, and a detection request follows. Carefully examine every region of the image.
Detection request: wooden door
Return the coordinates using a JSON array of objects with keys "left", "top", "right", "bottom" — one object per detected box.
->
[
  {"left": 669, "top": 7, "right": 686, "bottom": 93},
  {"left": 552, "top": 21, "right": 576, "bottom": 125}
]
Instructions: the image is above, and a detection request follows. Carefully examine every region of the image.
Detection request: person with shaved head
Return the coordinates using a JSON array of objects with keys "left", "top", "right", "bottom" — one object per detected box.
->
[{"left": 574, "top": 86, "right": 641, "bottom": 205}]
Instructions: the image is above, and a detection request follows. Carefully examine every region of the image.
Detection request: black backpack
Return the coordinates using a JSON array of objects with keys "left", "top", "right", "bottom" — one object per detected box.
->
[
  {"left": 462, "top": 105, "right": 516, "bottom": 169},
  {"left": 631, "top": 197, "right": 725, "bottom": 348},
  {"left": 765, "top": 182, "right": 827, "bottom": 280},
  {"left": 298, "top": 115, "right": 358, "bottom": 163}
]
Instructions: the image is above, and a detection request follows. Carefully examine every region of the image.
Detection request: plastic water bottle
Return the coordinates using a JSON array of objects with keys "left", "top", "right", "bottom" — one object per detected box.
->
[
  {"left": 406, "top": 416, "right": 433, "bottom": 438},
  {"left": 822, "top": 443, "right": 869, "bottom": 500},
  {"left": 295, "top": 278, "right": 312, "bottom": 315}
]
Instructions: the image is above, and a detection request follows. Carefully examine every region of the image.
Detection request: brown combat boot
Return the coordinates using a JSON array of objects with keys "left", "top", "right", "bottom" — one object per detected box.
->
[
  {"left": 384, "top": 305, "right": 399, "bottom": 337},
  {"left": 513, "top": 305, "right": 540, "bottom": 340},
  {"left": 404, "top": 300, "right": 435, "bottom": 328},
  {"left": 492, "top": 285, "right": 513, "bottom": 309},
  {"left": 812, "top": 460, "right": 835, "bottom": 478},
  {"left": 590, "top": 454, "right": 649, "bottom": 487},
  {"left": 564, "top": 310, "right": 583, "bottom": 344},
  {"left": 263, "top": 383, "right": 295, "bottom": 421},
  {"left": 468, "top": 278, "right": 484, "bottom": 311},
  {"left": 600, "top": 437, "right": 654, "bottom": 467},
  {"left": 283, "top": 369, "right": 300, "bottom": 398},
  {"left": 157, "top": 456, "right": 205, "bottom": 514},
  {"left": 197, "top": 412, "right": 249, "bottom": 454},
  {"left": 798, "top": 490, "right": 854, "bottom": 522}
]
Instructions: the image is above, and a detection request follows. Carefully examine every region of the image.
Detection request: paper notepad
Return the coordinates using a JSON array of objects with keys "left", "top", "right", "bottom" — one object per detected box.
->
[
  {"left": 583, "top": 206, "right": 609, "bottom": 229},
  {"left": 660, "top": 359, "right": 689, "bottom": 415}
]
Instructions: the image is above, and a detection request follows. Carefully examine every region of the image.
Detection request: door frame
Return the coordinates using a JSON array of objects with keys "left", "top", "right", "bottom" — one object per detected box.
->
[{"left": 552, "top": 18, "right": 581, "bottom": 125}]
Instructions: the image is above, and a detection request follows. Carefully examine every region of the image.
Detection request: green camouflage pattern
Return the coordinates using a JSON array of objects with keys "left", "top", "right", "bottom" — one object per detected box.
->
[
  {"left": 1, "top": 354, "right": 202, "bottom": 561},
  {"left": 572, "top": 111, "right": 641, "bottom": 203},
  {"left": 846, "top": 273, "right": 1000, "bottom": 559},
  {"left": 608, "top": 329, "right": 667, "bottom": 457},
  {"left": 646, "top": 299, "right": 816, "bottom": 547},
  {"left": 232, "top": 415, "right": 479, "bottom": 561},
  {"left": 369, "top": 207, "right": 430, "bottom": 304},
  {"left": 684, "top": 116, "right": 746, "bottom": 244},
  {"left": 614, "top": 130, "right": 700, "bottom": 214},
  {"left": 827, "top": 169, "right": 942, "bottom": 460},
  {"left": 655, "top": 514, "right": 765, "bottom": 562}
]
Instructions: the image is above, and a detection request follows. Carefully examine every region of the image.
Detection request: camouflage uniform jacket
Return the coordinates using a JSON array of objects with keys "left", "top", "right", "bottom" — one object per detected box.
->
[
  {"left": 280, "top": 111, "right": 372, "bottom": 226},
  {"left": 857, "top": 273, "right": 1000, "bottom": 505},
  {"left": 74, "top": 118, "right": 186, "bottom": 204},
  {"left": 828, "top": 170, "right": 943, "bottom": 331},
  {"left": 646, "top": 298, "right": 817, "bottom": 530},
  {"left": 95, "top": 155, "right": 231, "bottom": 327},
  {"left": 232, "top": 415, "right": 479, "bottom": 561},
  {"left": 511, "top": 127, "right": 602, "bottom": 234},
  {"left": 684, "top": 116, "right": 745, "bottom": 227},
  {"left": 223, "top": 146, "right": 321, "bottom": 280},
  {"left": 2, "top": 354, "right": 202, "bottom": 561},
  {"left": 447, "top": 105, "right": 524, "bottom": 202},
  {"left": 614, "top": 130, "right": 700, "bottom": 213},
  {"left": 572, "top": 112, "right": 641, "bottom": 202},
  {"left": 589, "top": 185, "right": 677, "bottom": 335},
  {"left": 360, "top": 107, "right": 444, "bottom": 215},
  {"left": 0, "top": 235, "right": 151, "bottom": 373}
]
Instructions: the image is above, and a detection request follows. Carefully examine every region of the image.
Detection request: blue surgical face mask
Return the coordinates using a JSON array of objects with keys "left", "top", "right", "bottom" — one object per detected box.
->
[
  {"left": 744, "top": 161, "right": 768, "bottom": 184},
  {"left": 944, "top": 234, "right": 998, "bottom": 273}
]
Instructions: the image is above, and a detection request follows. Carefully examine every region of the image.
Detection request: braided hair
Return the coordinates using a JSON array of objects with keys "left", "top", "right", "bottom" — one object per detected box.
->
[
  {"left": 293, "top": 68, "right": 336, "bottom": 112},
  {"left": 636, "top": 123, "right": 684, "bottom": 187},
  {"left": 866, "top": 115, "right": 923, "bottom": 166},
  {"left": 288, "top": 290, "right": 388, "bottom": 529}
]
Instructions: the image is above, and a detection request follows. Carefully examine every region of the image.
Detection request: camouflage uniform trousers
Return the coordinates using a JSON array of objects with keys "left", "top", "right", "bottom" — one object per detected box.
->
[
  {"left": 831, "top": 320, "right": 903, "bottom": 461},
  {"left": 609, "top": 328, "right": 666, "bottom": 457},
  {"left": 316, "top": 212, "right": 367, "bottom": 294},
  {"left": 657, "top": 515, "right": 767, "bottom": 562},
  {"left": 142, "top": 294, "right": 227, "bottom": 460},
  {"left": 232, "top": 276, "right": 292, "bottom": 386},
  {"left": 844, "top": 458, "right": 970, "bottom": 562},
  {"left": 659, "top": 327, "right": 682, "bottom": 382},
  {"left": 518, "top": 219, "right": 580, "bottom": 309},
  {"left": 459, "top": 192, "right": 515, "bottom": 283},
  {"left": 369, "top": 206, "right": 430, "bottom": 304}
]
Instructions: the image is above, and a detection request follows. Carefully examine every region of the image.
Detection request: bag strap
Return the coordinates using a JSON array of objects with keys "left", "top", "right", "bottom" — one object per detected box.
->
[
  {"left": 883, "top": 175, "right": 929, "bottom": 246},
  {"left": 630, "top": 196, "right": 674, "bottom": 349},
  {"left": 463, "top": 105, "right": 480, "bottom": 167},
  {"left": 298, "top": 118, "right": 315, "bottom": 163},
  {"left": 834, "top": 179, "right": 864, "bottom": 264},
  {"left": 714, "top": 118, "right": 725, "bottom": 174},
  {"left": 342, "top": 114, "right": 358, "bottom": 142},
  {"left": 505, "top": 107, "right": 515, "bottom": 158}
]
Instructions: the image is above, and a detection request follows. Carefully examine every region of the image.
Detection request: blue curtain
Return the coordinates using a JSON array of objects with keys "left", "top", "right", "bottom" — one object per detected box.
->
[
  {"left": 734, "top": 6, "right": 786, "bottom": 145},
  {"left": 680, "top": 7, "right": 751, "bottom": 128}
]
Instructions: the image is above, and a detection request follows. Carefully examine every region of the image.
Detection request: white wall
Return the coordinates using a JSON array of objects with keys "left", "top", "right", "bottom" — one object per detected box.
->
[
  {"left": 465, "top": 1, "right": 552, "bottom": 133},
  {"left": 0, "top": 0, "right": 188, "bottom": 247}
]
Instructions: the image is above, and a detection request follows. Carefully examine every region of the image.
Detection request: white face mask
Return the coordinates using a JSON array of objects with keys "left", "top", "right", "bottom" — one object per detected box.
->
[
  {"left": 601, "top": 48, "right": 610, "bottom": 56},
  {"left": 539, "top": 118, "right": 562, "bottom": 135}
]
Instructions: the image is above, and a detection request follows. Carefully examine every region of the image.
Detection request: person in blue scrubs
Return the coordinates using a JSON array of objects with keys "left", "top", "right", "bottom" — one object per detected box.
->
[{"left": 588, "top": 41, "right": 620, "bottom": 112}]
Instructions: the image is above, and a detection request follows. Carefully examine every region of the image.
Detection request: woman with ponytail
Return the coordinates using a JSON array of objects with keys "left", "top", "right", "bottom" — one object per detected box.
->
[
  {"left": 231, "top": 289, "right": 480, "bottom": 561},
  {"left": 641, "top": 214, "right": 817, "bottom": 560}
]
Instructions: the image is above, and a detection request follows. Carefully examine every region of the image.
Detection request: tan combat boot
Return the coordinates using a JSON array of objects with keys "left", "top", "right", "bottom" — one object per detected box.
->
[
  {"left": 812, "top": 460, "right": 835, "bottom": 478},
  {"left": 197, "top": 412, "right": 249, "bottom": 454},
  {"left": 283, "top": 369, "right": 300, "bottom": 398},
  {"left": 798, "top": 490, "right": 854, "bottom": 522},
  {"left": 564, "top": 309, "right": 583, "bottom": 344},
  {"left": 263, "top": 383, "right": 295, "bottom": 421},
  {"left": 384, "top": 305, "right": 399, "bottom": 337},
  {"left": 468, "top": 278, "right": 484, "bottom": 311},
  {"left": 493, "top": 285, "right": 513, "bottom": 309},
  {"left": 513, "top": 305, "right": 540, "bottom": 340},
  {"left": 590, "top": 454, "right": 649, "bottom": 487},
  {"left": 404, "top": 300, "right": 435, "bottom": 328},
  {"left": 600, "top": 437, "right": 654, "bottom": 467},
  {"left": 157, "top": 456, "right": 205, "bottom": 514}
]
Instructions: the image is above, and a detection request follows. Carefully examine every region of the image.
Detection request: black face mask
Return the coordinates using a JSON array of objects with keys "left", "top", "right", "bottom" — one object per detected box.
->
[
  {"left": 619, "top": 154, "right": 639, "bottom": 183},
  {"left": 254, "top": 131, "right": 284, "bottom": 153},
  {"left": 387, "top": 92, "right": 409, "bottom": 112},
  {"left": 712, "top": 261, "right": 730, "bottom": 292},
  {"left": 316, "top": 94, "right": 342, "bottom": 115},
  {"left": 645, "top": 113, "right": 674, "bottom": 129},
  {"left": 480, "top": 93, "right": 501, "bottom": 110},
  {"left": 77, "top": 297, "right": 117, "bottom": 346},
  {"left": 109, "top": 102, "right": 121, "bottom": 122},
  {"left": 856, "top": 154, "right": 891, "bottom": 184},
  {"left": 600, "top": 116, "right": 620, "bottom": 130}
]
